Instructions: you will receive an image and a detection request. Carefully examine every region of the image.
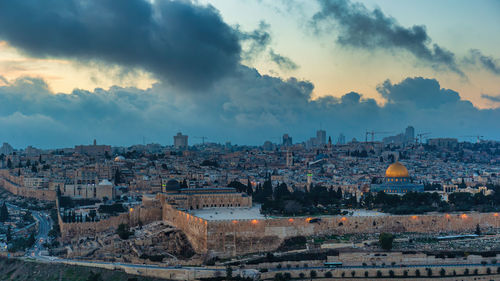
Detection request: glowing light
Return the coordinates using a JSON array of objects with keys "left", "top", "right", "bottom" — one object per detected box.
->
[
  {"left": 305, "top": 217, "right": 312, "bottom": 222},
  {"left": 494, "top": 213, "right": 499, "bottom": 217},
  {"left": 411, "top": 215, "right": 418, "bottom": 220},
  {"left": 288, "top": 218, "right": 294, "bottom": 222},
  {"left": 445, "top": 214, "right": 451, "bottom": 219},
  {"left": 129, "top": 208, "right": 134, "bottom": 212},
  {"left": 251, "top": 219, "right": 258, "bottom": 225},
  {"left": 341, "top": 217, "right": 347, "bottom": 222},
  {"left": 232, "top": 220, "right": 238, "bottom": 224},
  {"left": 461, "top": 214, "right": 468, "bottom": 219}
]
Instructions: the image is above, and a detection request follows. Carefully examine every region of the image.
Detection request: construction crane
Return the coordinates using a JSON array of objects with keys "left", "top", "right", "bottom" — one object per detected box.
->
[
  {"left": 416, "top": 132, "right": 431, "bottom": 144},
  {"left": 194, "top": 136, "right": 208, "bottom": 145},
  {"left": 461, "top": 135, "right": 484, "bottom": 143},
  {"left": 365, "top": 131, "right": 392, "bottom": 143}
]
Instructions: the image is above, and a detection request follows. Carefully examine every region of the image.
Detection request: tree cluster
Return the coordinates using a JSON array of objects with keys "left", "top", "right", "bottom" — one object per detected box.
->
[
  {"left": 362, "top": 185, "right": 500, "bottom": 214},
  {"left": 253, "top": 180, "right": 348, "bottom": 216}
]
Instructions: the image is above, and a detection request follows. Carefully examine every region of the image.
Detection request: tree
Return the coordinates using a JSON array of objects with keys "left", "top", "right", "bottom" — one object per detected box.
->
[
  {"left": 324, "top": 271, "right": 332, "bottom": 278},
  {"left": 226, "top": 266, "right": 232, "bottom": 280},
  {"left": 475, "top": 224, "right": 481, "bottom": 235},
  {"left": 310, "top": 270, "right": 317, "bottom": 278},
  {"left": 27, "top": 232, "right": 36, "bottom": 248},
  {"left": 116, "top": 223, "right": 132, "bottom": 239},
  {"left": 0, "top": 202, "right": 9, "bottom": 222},
  {"left": 7, "top": 158, "right": 12, "bottom": 169},
  {"left": 379, "top": 233, "right": 394, "bottom": 251},
  {"left": 87, "top": 272, "right": 103, "bottom": 281},
  {"left": 426, "top": 268, "right": 432, "bottom": 276},
  {"left": 246, "top": 178, "right": 253, "bottom": 195},
  {"left": 440, "top": 268, "right": 446, "bottom": 276},
  {"left": 114, "top": 169, "right": 122, "bottom": 185},
  {"left": 89, "top": 210, "right": 97, "bottom": 221},
  {"left": 6, "top": 226, "right": 11, "bottom": 242}
]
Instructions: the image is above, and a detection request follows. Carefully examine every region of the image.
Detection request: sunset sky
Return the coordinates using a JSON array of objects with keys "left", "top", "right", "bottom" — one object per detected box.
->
[{"left": 0, "top": 0, "right": 499, "bottom": 147}]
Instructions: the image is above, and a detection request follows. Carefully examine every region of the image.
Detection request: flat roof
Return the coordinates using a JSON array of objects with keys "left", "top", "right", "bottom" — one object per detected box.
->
[
  {"left": 189, "top": 205, "right": 266, "bottom": 221},
  {"left": 188, "top": 206, "right": 386, "bottom": 221}
]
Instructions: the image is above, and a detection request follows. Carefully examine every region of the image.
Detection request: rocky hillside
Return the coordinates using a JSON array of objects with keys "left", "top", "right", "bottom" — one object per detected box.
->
[{"left": 63, "top": 221, "right": 197, "bottom": 264}]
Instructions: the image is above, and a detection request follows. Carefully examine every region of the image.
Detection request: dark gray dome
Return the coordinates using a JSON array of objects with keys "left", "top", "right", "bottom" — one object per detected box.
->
[{"left": 165, "top": 179, "right": 181, "bottom": 191}]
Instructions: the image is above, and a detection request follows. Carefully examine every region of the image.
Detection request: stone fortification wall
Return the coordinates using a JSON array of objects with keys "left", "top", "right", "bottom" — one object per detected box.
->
[
  {"left": 0, "top": 170, "right": 56, "bottom": 201},
  {"left": 162, "top": 203, "right": 208, "bottom": 254},
  {"left": 162, "top": 204, "right": 500, "bottom": 257},
  {"left": 59, "top": 204, "right": 162, "bottom": 241},
  {"left": 205, "top": 213, "right": 499, "bottom": 256}
]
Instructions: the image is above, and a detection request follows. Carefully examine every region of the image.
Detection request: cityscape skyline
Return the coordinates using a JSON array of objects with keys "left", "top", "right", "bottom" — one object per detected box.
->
[
  {"left": 0, "top": 126, "right": 494, "bottom": 150},
  {"left": 0, "top": 0, "right": 499, "bottom": 148},
  {"left": 1, "top": 1, "right": 500, "bottom": 280}
]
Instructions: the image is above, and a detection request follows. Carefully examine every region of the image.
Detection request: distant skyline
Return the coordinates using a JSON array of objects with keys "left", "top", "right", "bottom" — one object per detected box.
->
[{"left": 0, "top": 0, "right": 499, "bottom": 148}]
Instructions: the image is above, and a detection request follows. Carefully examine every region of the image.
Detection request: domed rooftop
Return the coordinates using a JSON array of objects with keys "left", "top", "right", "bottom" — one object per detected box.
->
[
  {"left": 98, "top": 179, "right": 113, "bottom": 186},
  {"left": 165, "top": 179, "right": 181, "bottom": 191},
  {"left": 385, "top": 162, "right": 409, "bottom": 178},
  {"left": 114, "top": 155, "right": 126, "bottom": 162}
]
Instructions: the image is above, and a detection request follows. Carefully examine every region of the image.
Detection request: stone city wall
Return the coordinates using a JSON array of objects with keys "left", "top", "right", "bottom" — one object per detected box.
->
[
  {"left": 0, "top": 171, "right": 56, "bottom": 201},
  {"left": 59, "top": 204, "right": 162, "bottom": 241},
  {"left": 162, "top": 205, "right": 500, "bottom": 257},
  {"left": 162, "top": 203, "right": 208, "bottom": 254}
]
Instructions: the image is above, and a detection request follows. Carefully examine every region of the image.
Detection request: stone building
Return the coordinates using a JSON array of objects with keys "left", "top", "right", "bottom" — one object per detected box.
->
[
  {"left": 157, "top": 184, "right": 252, "bottom": 210},
  {"left": 61, "top": 179, "right": 114, "bottom": 200}
]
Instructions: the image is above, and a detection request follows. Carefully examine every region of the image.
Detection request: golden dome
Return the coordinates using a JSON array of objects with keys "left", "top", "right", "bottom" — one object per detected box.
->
[{"left": 385, "top": 162, "right": 409, "bottom": 178}]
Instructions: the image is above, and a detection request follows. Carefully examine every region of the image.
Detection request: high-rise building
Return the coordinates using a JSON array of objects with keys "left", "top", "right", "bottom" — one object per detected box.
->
[
  {"left": 282, "top": 134, "right": 293, "bottom": 146},
  {"left": 337, "top": 133, "right": 346, "bottom": 145},
  {"left": 316, "top": 130, "right": 326, "bottom": 146},
  {"left": 405, "top": 126, "right": 415, "bottom": 143},
  {"left": 0, "top": 142, "right": 14, "bottom": 155},
  {"left": 173, "top": 132, "right": 188, "bottom": 149}
]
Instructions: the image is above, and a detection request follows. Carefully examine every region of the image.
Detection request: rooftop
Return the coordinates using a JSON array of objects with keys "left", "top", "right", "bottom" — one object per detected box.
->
[
  {"left": 188, "top": 206, "right": 386, "bottom": 221},
  {"left": 189, "top": 205, "right": 266, "bottom": 221}
]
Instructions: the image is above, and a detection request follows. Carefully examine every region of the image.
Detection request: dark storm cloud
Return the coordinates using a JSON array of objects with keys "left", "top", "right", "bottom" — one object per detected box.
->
[
  {"left": 269, "top": 49, "right": 299, "bottom": 71},
  {"left": 377, "top": 77, "right": 460, "bottom": 109},
  {"left": 0, "top": 0, "right": 241, "bottom": 89},
  {"left": 311, "top": 0, "right": 464, "bottom": 76},
  {"left": 482, "top": 94, "right": 500, "bottom": 103},
  {"left": 1, "top": 70, "right": 499, "bottom": 148},
  {"left": 465, "top": 49, "right": 500, "bottom": 75},
  {"left": 237, "top": 21, "right": 272, "bottom": 60}
]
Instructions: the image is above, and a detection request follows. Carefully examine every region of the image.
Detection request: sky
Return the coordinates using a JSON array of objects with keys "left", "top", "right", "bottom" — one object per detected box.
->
[{"left": 0, "top": 0, "right": 499, "bottom": 148}]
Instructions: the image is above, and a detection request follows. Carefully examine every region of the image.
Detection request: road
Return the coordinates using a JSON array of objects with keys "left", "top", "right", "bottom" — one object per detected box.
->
[
  {"left": 6, "top": 202, "right": 52, "bottom": 257},
  {"left": 29, "top": 210, "right": 51, "bottom": 257}
]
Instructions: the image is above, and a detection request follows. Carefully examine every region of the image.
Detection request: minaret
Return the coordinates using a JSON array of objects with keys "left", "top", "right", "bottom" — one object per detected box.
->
[{"left": 286, "top": 151, "right": 293, "bottom": 167}]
